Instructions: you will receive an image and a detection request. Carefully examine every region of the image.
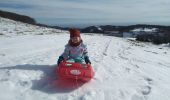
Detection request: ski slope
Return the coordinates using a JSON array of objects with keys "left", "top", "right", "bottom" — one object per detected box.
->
[{"left": 0, "top": 17, "right": 170, "bottom": 100}]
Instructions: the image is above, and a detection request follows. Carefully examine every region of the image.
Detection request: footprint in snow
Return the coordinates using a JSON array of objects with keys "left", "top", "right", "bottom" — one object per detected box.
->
[
  {"left": 131, "top": 78, "right": 153, "bottom": 100},
  {"left": 139, "top": 77, "right": 153, "bottom": 96},
  {"left": 141, "top": 86, "right": 151, "bottom": 95},
  {"left": 144, "top": 77, "right": 153, "bottom": 85}
]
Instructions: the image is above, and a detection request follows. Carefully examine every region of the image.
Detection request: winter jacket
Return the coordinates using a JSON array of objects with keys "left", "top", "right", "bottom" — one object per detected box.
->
[{"left": 61, "top": 42, "right": 88, "bottom": 60}]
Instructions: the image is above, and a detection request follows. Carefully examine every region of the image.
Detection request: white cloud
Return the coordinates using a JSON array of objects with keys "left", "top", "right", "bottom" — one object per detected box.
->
[{"left": 0, "top": 0, "right": 170, "bottom": 26}]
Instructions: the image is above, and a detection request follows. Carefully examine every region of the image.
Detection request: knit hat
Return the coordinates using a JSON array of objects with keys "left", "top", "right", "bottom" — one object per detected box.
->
[{"left": 69, "top": 28, "right": 81, "bottom": 38}]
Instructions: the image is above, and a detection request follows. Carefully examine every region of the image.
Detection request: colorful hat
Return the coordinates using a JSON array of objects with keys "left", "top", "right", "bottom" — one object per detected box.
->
[{"left": 69, "top": 28, "right": 81, "bottom": 38}]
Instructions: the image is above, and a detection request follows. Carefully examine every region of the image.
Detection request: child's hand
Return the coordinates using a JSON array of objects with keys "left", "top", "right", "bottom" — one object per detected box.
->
[
  {"left": 57, "top": 56, "right": 64, "bottom": 65},
  {"left": 85, "top": 56, "right": 91, "bottom": 64}
]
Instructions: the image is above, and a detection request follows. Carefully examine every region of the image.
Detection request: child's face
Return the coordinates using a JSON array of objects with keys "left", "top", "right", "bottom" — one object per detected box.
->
[{"left": 71, "top": 37, "right": 81, "bottom": 43}]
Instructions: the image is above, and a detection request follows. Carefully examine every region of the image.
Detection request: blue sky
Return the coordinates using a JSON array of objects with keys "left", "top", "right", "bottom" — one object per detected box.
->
[{"left": 0, "top": 0, "right": 170, "bottom": 27}]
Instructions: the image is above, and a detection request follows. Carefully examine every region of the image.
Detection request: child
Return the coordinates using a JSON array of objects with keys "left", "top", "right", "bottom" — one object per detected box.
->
[{"left": 57, "top": 28, "right": 91, "bottom": 65}]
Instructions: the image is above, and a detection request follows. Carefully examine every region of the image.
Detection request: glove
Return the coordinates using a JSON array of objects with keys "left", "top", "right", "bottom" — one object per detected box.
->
[
  {"left": 57, "top": 56, "right": 64, "bottom": 65},
  {"left": 84, "top": 56, "right": 91, "bottom": 64}
]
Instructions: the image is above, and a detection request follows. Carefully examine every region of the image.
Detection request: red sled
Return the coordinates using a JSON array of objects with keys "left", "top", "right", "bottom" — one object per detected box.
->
[{"left": 56, "top": 61, "right": 94, "bottom": 82}]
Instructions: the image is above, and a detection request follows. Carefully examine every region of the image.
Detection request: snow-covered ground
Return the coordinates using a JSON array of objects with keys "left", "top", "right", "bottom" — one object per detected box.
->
[
  {"left": 131, "top": 28, "right": 158, "bottom": 33},
  {"left": 0, "top": 17, "right": 66, "bottom": 36},
  {"left": 0, "top": 17, "right": 170, "bottom": 100}
]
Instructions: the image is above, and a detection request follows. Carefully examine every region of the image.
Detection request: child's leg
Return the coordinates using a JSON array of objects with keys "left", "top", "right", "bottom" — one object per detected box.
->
[
  {"left": 74, "top": 57, "right": 86, "bottom": 64},
  {"left": 66, "top": 59, "right": 75, "bottom": 63}
]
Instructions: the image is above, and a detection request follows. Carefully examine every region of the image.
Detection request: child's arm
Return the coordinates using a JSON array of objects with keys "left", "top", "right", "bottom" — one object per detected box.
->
[
  {"left": 61, "top": 44, "right": 70, "bottom": 60},
  {"left": 83, "top": 45, "right": 88, "bottom": 57},
  {"left": 83, "top": 44, "right": 91, "bottom": 64},
  {"left": 57, "top": 45, "right": 70, "bottom": 65}
]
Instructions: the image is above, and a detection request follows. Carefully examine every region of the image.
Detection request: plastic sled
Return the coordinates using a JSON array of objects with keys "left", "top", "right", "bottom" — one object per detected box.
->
[{"left": 56, "top": 61, "right": 94, "bottom": 82}]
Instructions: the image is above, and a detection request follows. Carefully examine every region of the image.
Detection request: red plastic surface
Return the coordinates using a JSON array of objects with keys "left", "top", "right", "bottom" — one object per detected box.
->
[{"left": 56, "top": 61, "right": 94, "bottom": 82}]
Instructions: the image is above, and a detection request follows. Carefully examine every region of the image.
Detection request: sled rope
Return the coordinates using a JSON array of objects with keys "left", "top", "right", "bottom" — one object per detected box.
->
[
  {"left": 75, "top": 76, "right": 79, "bottom": 97},
  {"left": 76, "top": 76, "right": 78, "bottom": 87}
]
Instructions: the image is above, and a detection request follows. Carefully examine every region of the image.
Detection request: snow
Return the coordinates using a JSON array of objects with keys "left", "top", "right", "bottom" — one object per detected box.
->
[
  {"left": 0, "top": 17, "right": 66, "bottom": 36},
  {"left": 95, "top": 26, "right": 102, "bottom": 31},
  {"left": 1, "top": 17, "right": 170, "bottom": 100},
  {"left": 131, "top": 28, "right": 158, "bottom": 32}
]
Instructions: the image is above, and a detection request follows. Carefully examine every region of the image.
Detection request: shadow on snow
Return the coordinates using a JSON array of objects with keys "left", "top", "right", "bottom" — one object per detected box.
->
[{"left": 0, "top": 64, "right": 86, "bottom": 94}]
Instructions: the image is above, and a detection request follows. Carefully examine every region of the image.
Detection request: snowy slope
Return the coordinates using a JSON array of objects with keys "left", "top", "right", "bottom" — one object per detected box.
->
[
  {"left": 0, "top": 17, "right": 65, "bottom": 36},
  {"left": 0, "top": 17, "right": 170, "bottom": 100}
]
